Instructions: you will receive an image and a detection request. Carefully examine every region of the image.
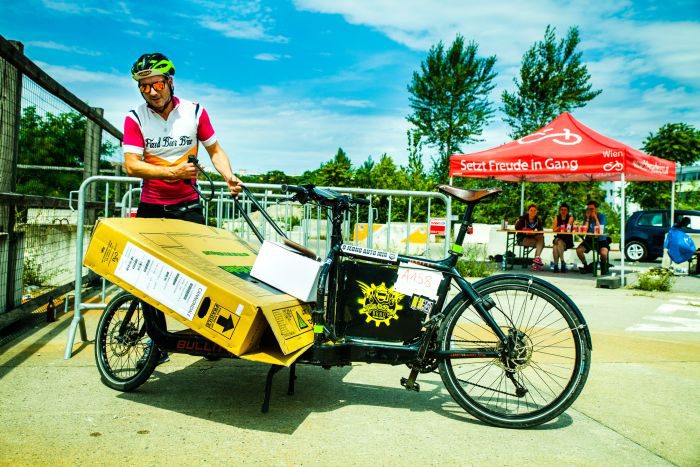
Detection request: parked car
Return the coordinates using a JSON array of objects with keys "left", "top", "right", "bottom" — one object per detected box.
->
[{"left": 624, "top": 209, "right": 700, "bottom": 261}]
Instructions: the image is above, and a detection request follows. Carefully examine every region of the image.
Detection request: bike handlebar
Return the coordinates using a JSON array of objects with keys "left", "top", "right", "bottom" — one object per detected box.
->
[
  {"left": 282, "top": 184, "right": 306, "bottom": 195},
  {"left": 281, "top": 184, "right": 369, "bottom": 208},
  {"left": 186, "top": 155, "right": 214, "bottom": 203}
]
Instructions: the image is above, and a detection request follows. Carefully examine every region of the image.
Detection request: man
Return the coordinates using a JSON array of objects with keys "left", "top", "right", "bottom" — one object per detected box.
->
[
  {"left": 514, "top": 203, "right": 545, "bottom": 271},
  {"left": 123, "top": 52, "right": 242, "bottom": 224},
  {"left": 576, "top": 200, "right": 611, "bottom": 274},
  {"left": 123, "top": 52, "right": 243, "bottom": 364}
]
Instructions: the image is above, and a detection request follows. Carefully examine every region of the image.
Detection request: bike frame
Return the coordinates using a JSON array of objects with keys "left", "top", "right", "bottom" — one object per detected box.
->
[{"left": 304, "top": 196, "right": 507, "bottom": 368}]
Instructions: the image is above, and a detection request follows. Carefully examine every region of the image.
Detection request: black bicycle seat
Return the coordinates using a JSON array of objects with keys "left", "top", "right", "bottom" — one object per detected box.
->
[{"left": 437, "top": 185, "right": 501, "bottom": 204}]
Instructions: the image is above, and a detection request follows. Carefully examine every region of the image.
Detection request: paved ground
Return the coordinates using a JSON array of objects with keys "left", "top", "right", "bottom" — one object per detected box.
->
[{"left": 0, "top": 270, "right": 698, "bottom": 466}]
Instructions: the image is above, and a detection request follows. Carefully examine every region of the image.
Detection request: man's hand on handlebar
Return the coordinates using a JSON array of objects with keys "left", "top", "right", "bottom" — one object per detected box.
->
[
  {"left": 225, "top": 175, "right": 244, "bottom": 197},
  {"left": 169, "top": 160, "right": 199, "bottom": 180}
]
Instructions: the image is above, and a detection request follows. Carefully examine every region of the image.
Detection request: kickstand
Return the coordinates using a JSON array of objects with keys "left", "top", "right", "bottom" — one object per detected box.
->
[
  {"left": 262, "top": 364, "right": 283, "bottom": 413},
  {"left": 288, "top": 363, "right": 296, "bottom": 395}
]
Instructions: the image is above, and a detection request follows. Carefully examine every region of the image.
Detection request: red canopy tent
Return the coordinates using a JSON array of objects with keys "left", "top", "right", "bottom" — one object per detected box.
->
[
  {"left": 449, "top": 112, "right": 678, "bottom": 282},
  {"left": 450, "top": 112, "right": 675, "bottom": 182}
]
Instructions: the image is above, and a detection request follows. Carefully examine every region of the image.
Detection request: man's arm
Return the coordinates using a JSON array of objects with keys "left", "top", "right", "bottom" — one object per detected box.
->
[
  {"left": 124, "top": 152, "right": 197, "bottom": 180},
  {"left": 204, "top": 141, "right": 243, "bottom": 196}
]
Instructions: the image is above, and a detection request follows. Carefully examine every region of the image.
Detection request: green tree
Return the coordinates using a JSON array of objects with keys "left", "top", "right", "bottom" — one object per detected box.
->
[
  {"left": 317, "top": 148, "right": 354, "bottom": 187},
  {"left": 404, "top": 129, "right": 429, "bottom": 191},
  {"left": 627, "top": 123, "right": 700, "bottom": 210},
  {"left": 262, "top": 170, "right": 290, "bottom": 185},
  {"left": 407, "top": 35, "right": 497, "bottom": 182},
  {"left": 353, "top": 156, "right": 375, "bottom": 188},
  {"left": 494, "top": 25, "right": 603, "bottom": 225},
  {"left": 502, "top": 25, "right": 602, "bottom": 139},
  {"left": 17, "top": 106, "right": 87, "bottom": 197},
  {"left": 362, "top": 154, "right": 410, "bottom": 222}
]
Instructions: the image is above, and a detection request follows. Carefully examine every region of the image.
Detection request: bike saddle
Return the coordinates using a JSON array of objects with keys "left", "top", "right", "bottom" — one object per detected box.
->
[{"left": 437, "top": 185, "right": 501, "bottom": 204}]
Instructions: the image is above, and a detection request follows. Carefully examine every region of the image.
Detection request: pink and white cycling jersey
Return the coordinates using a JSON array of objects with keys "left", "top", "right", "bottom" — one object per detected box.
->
[{"left": 123, "top": 97, "right": 217, "bottom": 204}]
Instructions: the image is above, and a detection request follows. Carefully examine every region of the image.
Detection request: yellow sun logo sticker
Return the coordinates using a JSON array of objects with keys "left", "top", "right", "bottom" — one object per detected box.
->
[{"left": 356, "top": 281, "right": 404, "bottom": 327}]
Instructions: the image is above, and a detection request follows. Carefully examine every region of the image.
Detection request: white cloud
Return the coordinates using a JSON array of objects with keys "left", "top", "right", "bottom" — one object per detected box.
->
[
  {"left": 34, "top": 61, "right": 122, "bottom": 83},
  {"left": 41, "top": 0, "right": 110, "bottom": 15},
  {"left": 320, "top": 98, "right": 375, "bottom": 109},
  {"left": 184, "top": 82, "right": 409, "bottom": 174},
  {"left": 198, "top": 18, "right": 288, "bottom": 43},
  {"left": 27, "top": 41, "right": 101, "bottom": 56},
  {"left": 254, "top": 53, "right": 291, "bottom": 61},
  {"left": 189, "top": 0, "right": 288, "bottom": 43},
  {"left": 292, "top": 0, "right": 700, "bottom": 87}
]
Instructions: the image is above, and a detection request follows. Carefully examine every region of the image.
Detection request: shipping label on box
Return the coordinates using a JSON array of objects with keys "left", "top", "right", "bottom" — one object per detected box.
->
[{"left": 115, "top": 241, "right": 207, "bottom": 321}]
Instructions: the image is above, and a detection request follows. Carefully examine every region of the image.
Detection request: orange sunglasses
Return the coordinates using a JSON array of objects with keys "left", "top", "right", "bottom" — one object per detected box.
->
[{"left": 138, "top": 80, "right": 167, "bottom": 94}]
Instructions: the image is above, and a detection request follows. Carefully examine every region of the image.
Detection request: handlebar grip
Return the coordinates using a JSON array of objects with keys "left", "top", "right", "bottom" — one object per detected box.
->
[
  {"left": 184, "top": 156, "right": 198, "bottom": 186},
  {"left": 281, "top": 184, "right": 306, "bottom": 195},
  {"left": 351, "top": 196, "right": 370, "bottom": 206}
]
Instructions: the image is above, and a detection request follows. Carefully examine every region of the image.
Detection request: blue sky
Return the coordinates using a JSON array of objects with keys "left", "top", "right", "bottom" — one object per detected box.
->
[{"left": 3, "top": 0, "right": 700, "bottom": 175}]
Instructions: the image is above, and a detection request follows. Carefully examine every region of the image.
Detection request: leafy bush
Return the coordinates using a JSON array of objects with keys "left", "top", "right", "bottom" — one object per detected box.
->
[
  {"left": 634, "top": 267, "right": 675, "bottom": 292},
  {"left": 23, "top": 256, "right": 51, "bottom": 286},
  {"left": 456, "top": 244, "right": 495, "bottom": 278}
]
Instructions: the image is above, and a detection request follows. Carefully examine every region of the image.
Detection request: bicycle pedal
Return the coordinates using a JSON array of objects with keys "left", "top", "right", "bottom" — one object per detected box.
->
[{"left": 400, "top": 377, "right": 420, "bottom": 392}]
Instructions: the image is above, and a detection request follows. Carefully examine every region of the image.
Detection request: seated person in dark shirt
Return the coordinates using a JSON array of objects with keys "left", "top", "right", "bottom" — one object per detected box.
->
[
  {"left": 576, "top": 200, "right": 612, "bottom": 274},
  {"left": 552, "top": 202, "right": 574, "bottom": 273},
  {"left": 515, "top": 203, "right": 545, "bottom": 271}
]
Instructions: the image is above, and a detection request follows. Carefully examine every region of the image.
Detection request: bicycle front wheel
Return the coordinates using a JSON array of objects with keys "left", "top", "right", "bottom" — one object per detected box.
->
[
  {"left": 438, "top": 275, "right": 591, "bottom": 428},
  {"left": 95, "top": 291, "right": 158, "bottom": 391}
]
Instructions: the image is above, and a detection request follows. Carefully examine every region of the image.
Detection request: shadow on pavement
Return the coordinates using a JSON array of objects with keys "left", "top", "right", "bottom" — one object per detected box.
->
[
  {"left": 0, "top": 313, "right": 73, "bottom": 381},
  {"left": 116, "top": 358, "right": 573, "bottom": 433}
]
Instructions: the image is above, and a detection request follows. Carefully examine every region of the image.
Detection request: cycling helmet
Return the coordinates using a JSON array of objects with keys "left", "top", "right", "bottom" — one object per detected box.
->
[{"left": 131, "top": 53, "right": 176, "bottom": 81}]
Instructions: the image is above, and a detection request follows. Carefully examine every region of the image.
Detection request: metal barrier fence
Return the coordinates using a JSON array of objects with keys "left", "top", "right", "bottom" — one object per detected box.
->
[{"left": 64, "top": 175, "right": 451, "bottom": 358}]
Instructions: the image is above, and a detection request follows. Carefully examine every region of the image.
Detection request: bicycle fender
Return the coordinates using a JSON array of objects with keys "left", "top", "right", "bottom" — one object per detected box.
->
[{"left": 471, "top": 274, "right": 592, "bottom": 350}]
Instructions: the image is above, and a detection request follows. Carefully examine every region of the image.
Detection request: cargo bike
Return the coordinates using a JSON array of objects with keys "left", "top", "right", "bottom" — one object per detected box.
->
[{"left": 94, "top": 183, "right": 592, "bottom": 428}]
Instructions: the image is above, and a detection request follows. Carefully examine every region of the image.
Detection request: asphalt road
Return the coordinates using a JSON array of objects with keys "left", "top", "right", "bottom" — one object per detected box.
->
[{"left": 0, "top": 272, "right": 698, "bottom": 466}]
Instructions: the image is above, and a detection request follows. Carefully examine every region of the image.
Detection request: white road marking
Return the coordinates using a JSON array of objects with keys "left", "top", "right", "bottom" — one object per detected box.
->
[{"left": 626, "top": 298, "right": 700, "bottom": 332}]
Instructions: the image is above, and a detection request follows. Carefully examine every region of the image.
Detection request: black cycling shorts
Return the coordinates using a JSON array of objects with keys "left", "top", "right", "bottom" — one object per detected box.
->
[{"left": 136, "top": 201, "right": 205, "bottom": 225}]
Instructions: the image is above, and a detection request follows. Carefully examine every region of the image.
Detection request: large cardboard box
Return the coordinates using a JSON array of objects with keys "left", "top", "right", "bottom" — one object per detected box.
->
[
  {"left": 251, "top": 241, "right": 322, "bottom": 302},
  {"left": 83, "top": 218, "right": 314, "bottom": 365}
]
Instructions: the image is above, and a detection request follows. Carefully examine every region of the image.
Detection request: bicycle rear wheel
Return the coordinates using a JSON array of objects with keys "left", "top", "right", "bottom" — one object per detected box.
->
[
  {"left": 95, "top": 291, "right": 158, "bottom": 391},
  {"left": 438, "top": 275, "right": 591, "bottom": 428}
]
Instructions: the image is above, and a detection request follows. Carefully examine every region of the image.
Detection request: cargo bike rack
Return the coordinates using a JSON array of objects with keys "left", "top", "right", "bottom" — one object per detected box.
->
[{"left": 94, "top": 173, "right": 593, "bottom": 428}]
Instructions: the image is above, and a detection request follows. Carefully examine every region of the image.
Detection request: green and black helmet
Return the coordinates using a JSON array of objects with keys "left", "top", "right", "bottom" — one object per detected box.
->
[{"left": 131, "top": 53, "right": 176, "bottom": 81}]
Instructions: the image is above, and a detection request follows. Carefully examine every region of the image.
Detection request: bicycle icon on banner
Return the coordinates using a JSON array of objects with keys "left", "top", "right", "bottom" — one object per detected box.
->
[
  {"left": 518, "top": 128, "right": 582, "bottom": 146},
  {"left": 603, "top": 160, "right": 624, "bottom": 172}
]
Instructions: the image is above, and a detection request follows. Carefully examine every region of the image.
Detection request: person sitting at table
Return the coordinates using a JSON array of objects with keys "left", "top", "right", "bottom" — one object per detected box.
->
[
  {"left": 552, "top": 202, "right": 574, "bottom": 273},
  {"left": 515, "top": 203, "right": 545, "bottom": 271},
  {"left": 576, "top": 200, "right": 612, "bottom": 274}
]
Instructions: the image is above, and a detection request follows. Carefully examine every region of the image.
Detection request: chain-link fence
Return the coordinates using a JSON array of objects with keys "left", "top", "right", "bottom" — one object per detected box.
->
[{"left": 0, "top": 36, "right": 123, "bottom": 329}]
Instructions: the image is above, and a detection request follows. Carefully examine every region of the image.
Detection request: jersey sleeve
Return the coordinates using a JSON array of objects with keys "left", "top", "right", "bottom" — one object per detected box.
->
[
  {"left": 197, "top": 107, "right": 218, "bottom": 147},
  {"left": 123, "top": 113, "right": 144, "bottom": 155}
]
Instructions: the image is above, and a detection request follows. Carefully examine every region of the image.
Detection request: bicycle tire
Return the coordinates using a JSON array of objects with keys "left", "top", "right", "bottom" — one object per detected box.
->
[
  {"left": 438, "top": 275, "right": 591, "bottom": 428},
  {"left": 95, "top": 291, "right": 159, "bottom": 391}
]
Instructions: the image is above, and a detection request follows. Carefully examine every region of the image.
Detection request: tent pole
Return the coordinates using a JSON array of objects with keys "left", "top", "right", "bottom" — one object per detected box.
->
[
  {"left": 662, "top": 167, "right": 677, "bottom": 269},
  {"left": 520, "top": 181, "right": 525, "bottom": 214},
  {"left": 621, "top": 174, "right": 626, "bottom": 286},
  {"left": 671, "top": 163, "right": 678, "bottom": 223}
]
